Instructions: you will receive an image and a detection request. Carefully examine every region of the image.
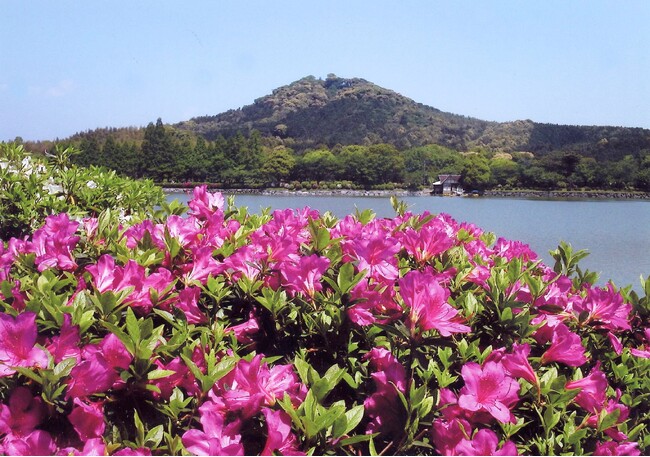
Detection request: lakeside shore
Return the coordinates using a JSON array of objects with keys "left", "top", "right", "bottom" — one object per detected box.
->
[{"left": 163, "top": 186, "right": 650, "bottom": 200}]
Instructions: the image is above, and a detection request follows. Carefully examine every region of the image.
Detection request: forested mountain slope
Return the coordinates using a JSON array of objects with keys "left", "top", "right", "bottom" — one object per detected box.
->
[{"left": 176, "top": 74, "right": 650, "bottom": 160}]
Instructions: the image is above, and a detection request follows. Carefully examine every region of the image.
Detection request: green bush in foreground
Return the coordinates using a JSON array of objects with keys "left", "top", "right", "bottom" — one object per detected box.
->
[{"left": 0, "top": 143, "right": 164, "bottom": 239}]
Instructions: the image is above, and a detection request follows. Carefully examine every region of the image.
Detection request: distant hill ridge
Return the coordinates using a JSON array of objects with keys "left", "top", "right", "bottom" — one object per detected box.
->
[{"left": 175, "top": 74, "right": 650, "bottom": 160}]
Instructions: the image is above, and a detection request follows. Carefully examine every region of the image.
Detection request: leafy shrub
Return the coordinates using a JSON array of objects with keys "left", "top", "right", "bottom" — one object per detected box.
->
[
  {"left": 0, "top": 143, "right": 164, "bottom": 238},
  {"left": 0, "top": 186, "right": 648, "bottom": 455}
]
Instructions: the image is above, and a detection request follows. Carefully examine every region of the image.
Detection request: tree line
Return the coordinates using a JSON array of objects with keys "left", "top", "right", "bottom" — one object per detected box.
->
[{"left": 42, "top": 118, "right": 650, "bottom": 191}]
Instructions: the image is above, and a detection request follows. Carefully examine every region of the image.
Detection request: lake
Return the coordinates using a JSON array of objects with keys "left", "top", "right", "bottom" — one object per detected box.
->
[{"left": 167, "top": 192, "right": 650, "bottom": 290}]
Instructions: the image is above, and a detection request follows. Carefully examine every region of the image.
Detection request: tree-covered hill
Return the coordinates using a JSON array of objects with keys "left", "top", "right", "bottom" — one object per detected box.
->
[{"left": 176, "top": 74, "right": 650, "bottom": 160}]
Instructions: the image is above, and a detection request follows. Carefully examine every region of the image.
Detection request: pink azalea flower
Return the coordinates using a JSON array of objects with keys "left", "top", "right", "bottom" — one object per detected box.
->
[
  {"left": 68, "top": 398, "right": 105, "bottom": 441},
  {"left": 493, "top": 238, "right": 538, "bottom": 263},
  {"left": 220, "top": 244, "right": 266, "bottom": 282},
  {"left": 149, "top": 356, "right": 199, "bottom": 400},
  {"left": 184, "top": 247, "right": 223, "bottom": 285},
  {"left": 226, "top": 312, "right": 260, "bottom": 345},
  {"left": 572, "top": 284, "right": 632, "bottom": 332},
  {"left": 565, "top": 362, "right": 608, "bottom": 414},
  {"left": 27, "top": 213, "right": 80, "bottom": 272},
  {"left": 66, "top": 334, "right": 132, "bottom": 399},
  {"left": 488, "top": 343, "right": 538, "bottom": 386},
  {"left": 540, "top": 323, "right": 588, "bottom": 367},
  {"left": 165, "top": 214, "right": 201, "bottom": 248},
  {"left": 261, "top": 408, "right": 304, "bottom": 456},
  {"left": 279, "top": 254, "right": 330, "bottom": 298},
  {"left": 586, "top": 391, "right": 630, "bottom": 441},
  {"left": 1, "top": 430, "right": 57, "bottom": 456},
  {"left": 46, "top": 313, "right": 81, "bottom": 364},
  {"left": 0, "top": 387, "right": 44, "bottom": 436},
  {"left": 398, "top": 219, "right": 456, "bottom": 263},
  {"left": 182, "top": 405, "right": 243, "bottom": 456},
  {"left": 347, "top": 224, "right": 400, "bottom": 283},
  {"left": 347, "top": 279, "right": 400, "bottom": 326},
  {"left": 364, "top": 347, "right": 408, "bottom": 434},
  {"left": 0, "top": 240, "right": 15, "bottom": 282},
  {"left": 593, "top": 440, "right": 640, "bottom": 456},
  {"left": 399, "top": 269, "right": 470, "bottom": 337},
  {"left": 431, "top": 417, "right": 472, "bottom": 455},
  {"left": 122, "top": 220, "right": 165, "bottom": 250},
  {"left": 0, "top": 312, "right": 49, "bottom": 377},
  {"left": 458, "top": 361, "right": 520, "bottom": 424},
  {"left": 188, "top": 186, "right": 225, "bottom": 220},
  {"left": 215, "top": 355, "right": 304, "bottom": 419},
  {"left": 109, "top": 260, "right": 174, "bottom": 314},
  {"left": 454, "top": 428, "right": 519, "bottom": 456},
  {"left": 174, "top": 287, "right": 207, "bottom": 324},
  {"left": 57, "top": 438, "right": 106, "bottom": 456},
  {"left": 86, "top": 254, "right": 117, "bottom": 293}
]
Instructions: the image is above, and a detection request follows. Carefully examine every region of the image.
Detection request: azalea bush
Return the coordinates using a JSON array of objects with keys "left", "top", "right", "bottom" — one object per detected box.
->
[
  {"left": 0, "top": 185, "right": 649, "bottom": 455},
  {"left": 0, "top": 142, "right": 164, "bottom": 239}
]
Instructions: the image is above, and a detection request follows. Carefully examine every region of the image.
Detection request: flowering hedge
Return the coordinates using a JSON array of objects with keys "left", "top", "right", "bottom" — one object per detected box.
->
[{"left": 0, "top": 185, "right": 649, "bottom": 455}]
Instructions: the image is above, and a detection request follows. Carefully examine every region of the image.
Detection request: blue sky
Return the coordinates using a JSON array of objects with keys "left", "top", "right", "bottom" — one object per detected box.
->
[{"left": 1, "top": 1, "right": 649, "bottom": 141}]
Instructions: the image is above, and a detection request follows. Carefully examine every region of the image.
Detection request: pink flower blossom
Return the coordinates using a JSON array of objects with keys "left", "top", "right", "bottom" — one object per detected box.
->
[
  {"left": 572, "top": 284, "right": 632, "bottom": 332},
  {"left": 347, "top": 225, "right": 400, "bottom": 283},
  {"left": 431, "top": 417, "right": 472, "bottom": 455},
  {"left": 188, "top": 186, "right": 225, "bottom": 220},
  {"left": 174, "top": 287, "right": 207, "bottom": 324},
  {"left": 487, "top": 343, "right": 538, "bottom": 386},
  {"left": 458, "top": 361, "right": 520, "bottom": 424},
  {"left": 364, "top": 347, "right": 408, "bottom": 434},
  {"left": 593, "top": 440, "right": 640, "bottom": 456},
  {"left": 454, "top": 428, "right": 519, "bottom": 456},
  {"left": 182, "top": 405, "right": 243, "bottom": 456},
  {"left": 226, "top": 312, "right": 260, "bottom": 345},
  {"left": 149, "top": 356, "right": 199, "bottom": 400},
  {"left": 399, "top": 269, "right": 470, "bottom": 337},
  {"left": 0, "top": 312, "right": 49, "bottom": 377},
  {"left": 214, "top": 355, "right": 304, "bottom": 419},
  {"left": 565, "top": 362, "right": 608, "bottom": 414},
  {"left": 540, "top": 323, "right": 588, "bottom": 367},
  {"left": 279, "top": 254, "right": 330, "bottom": 298},
  {"left": 398, "top": 218, "right": 456, "bottom": 263},
  {"left": 46, "top": 313, "right": 81, "bottom": 364},
  {"left": 0, "top": 387, "right": 44, "bottom": 436},
  {"left": 493, "top": 238, "right": 538, "bottom": 263},
  {"left": 56, "top": 437, "right": 106, "bottom": 456},
  {"left": 347, "top": 279, "right": 400, "bottom": 326},
  {"left": 261, "top": 408, "right": 304, "bottom": 456},
  {"left": 28, "top": 213, "right": 80, "bottom": 272},
  {"left": 68, "top": 398, "right": 105, "bottom": 441},
  {"left": 184, "top": 247, "right": 223, "bottom": 285},
  {"left": 66, "top": 334, "right": 131, "bottom": 399},
  {"left": 1, "top": 430, "right": 57, "bottom": 456}
]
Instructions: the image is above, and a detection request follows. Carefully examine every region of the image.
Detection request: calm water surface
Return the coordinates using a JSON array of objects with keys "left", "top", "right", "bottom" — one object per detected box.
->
[{"left": 168, "top": 192, "right": 650, "bottom": 290}]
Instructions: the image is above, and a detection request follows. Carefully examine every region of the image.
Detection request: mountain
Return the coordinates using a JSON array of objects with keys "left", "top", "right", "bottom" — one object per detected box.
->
[{"left": 175, "top": 74, "right": 650, "bottom": 160}]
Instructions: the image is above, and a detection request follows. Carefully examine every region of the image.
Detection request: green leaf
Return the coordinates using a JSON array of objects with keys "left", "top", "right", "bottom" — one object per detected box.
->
[
  {"left": 53, "top": 357, "right": 77, "bottom": 378},
  {"left": 332, "top": 404, "right": 364, "bottom": 438},
  {"left": 147, "top": 369, "right": 177, "bottom": 380},
  {"left": 144, "top": 424, "right": 164, "bottom": 448},
  {"left": 125, "top": 307, "right": 141, "bottom": 343}
]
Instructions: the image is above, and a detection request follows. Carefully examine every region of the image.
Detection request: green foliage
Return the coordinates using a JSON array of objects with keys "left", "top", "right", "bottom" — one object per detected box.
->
[{"left": 0, "top": 143, "right": 164, "bottom": 238}]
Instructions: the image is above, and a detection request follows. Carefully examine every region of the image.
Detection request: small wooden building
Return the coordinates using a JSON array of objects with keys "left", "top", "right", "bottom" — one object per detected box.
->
[{"left": 431, "top": 174, "right": 463, "bottom": 195}]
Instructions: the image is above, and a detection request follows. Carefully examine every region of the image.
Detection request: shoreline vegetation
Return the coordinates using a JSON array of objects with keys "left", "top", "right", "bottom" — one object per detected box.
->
[{"left": 163, "top": 184, "right": 650, "bottom": 200}]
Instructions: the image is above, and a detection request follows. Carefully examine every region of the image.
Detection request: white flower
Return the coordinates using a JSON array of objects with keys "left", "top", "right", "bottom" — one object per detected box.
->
[{"left": 86, "top": 180, "right": 97, "bottom": 189}]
